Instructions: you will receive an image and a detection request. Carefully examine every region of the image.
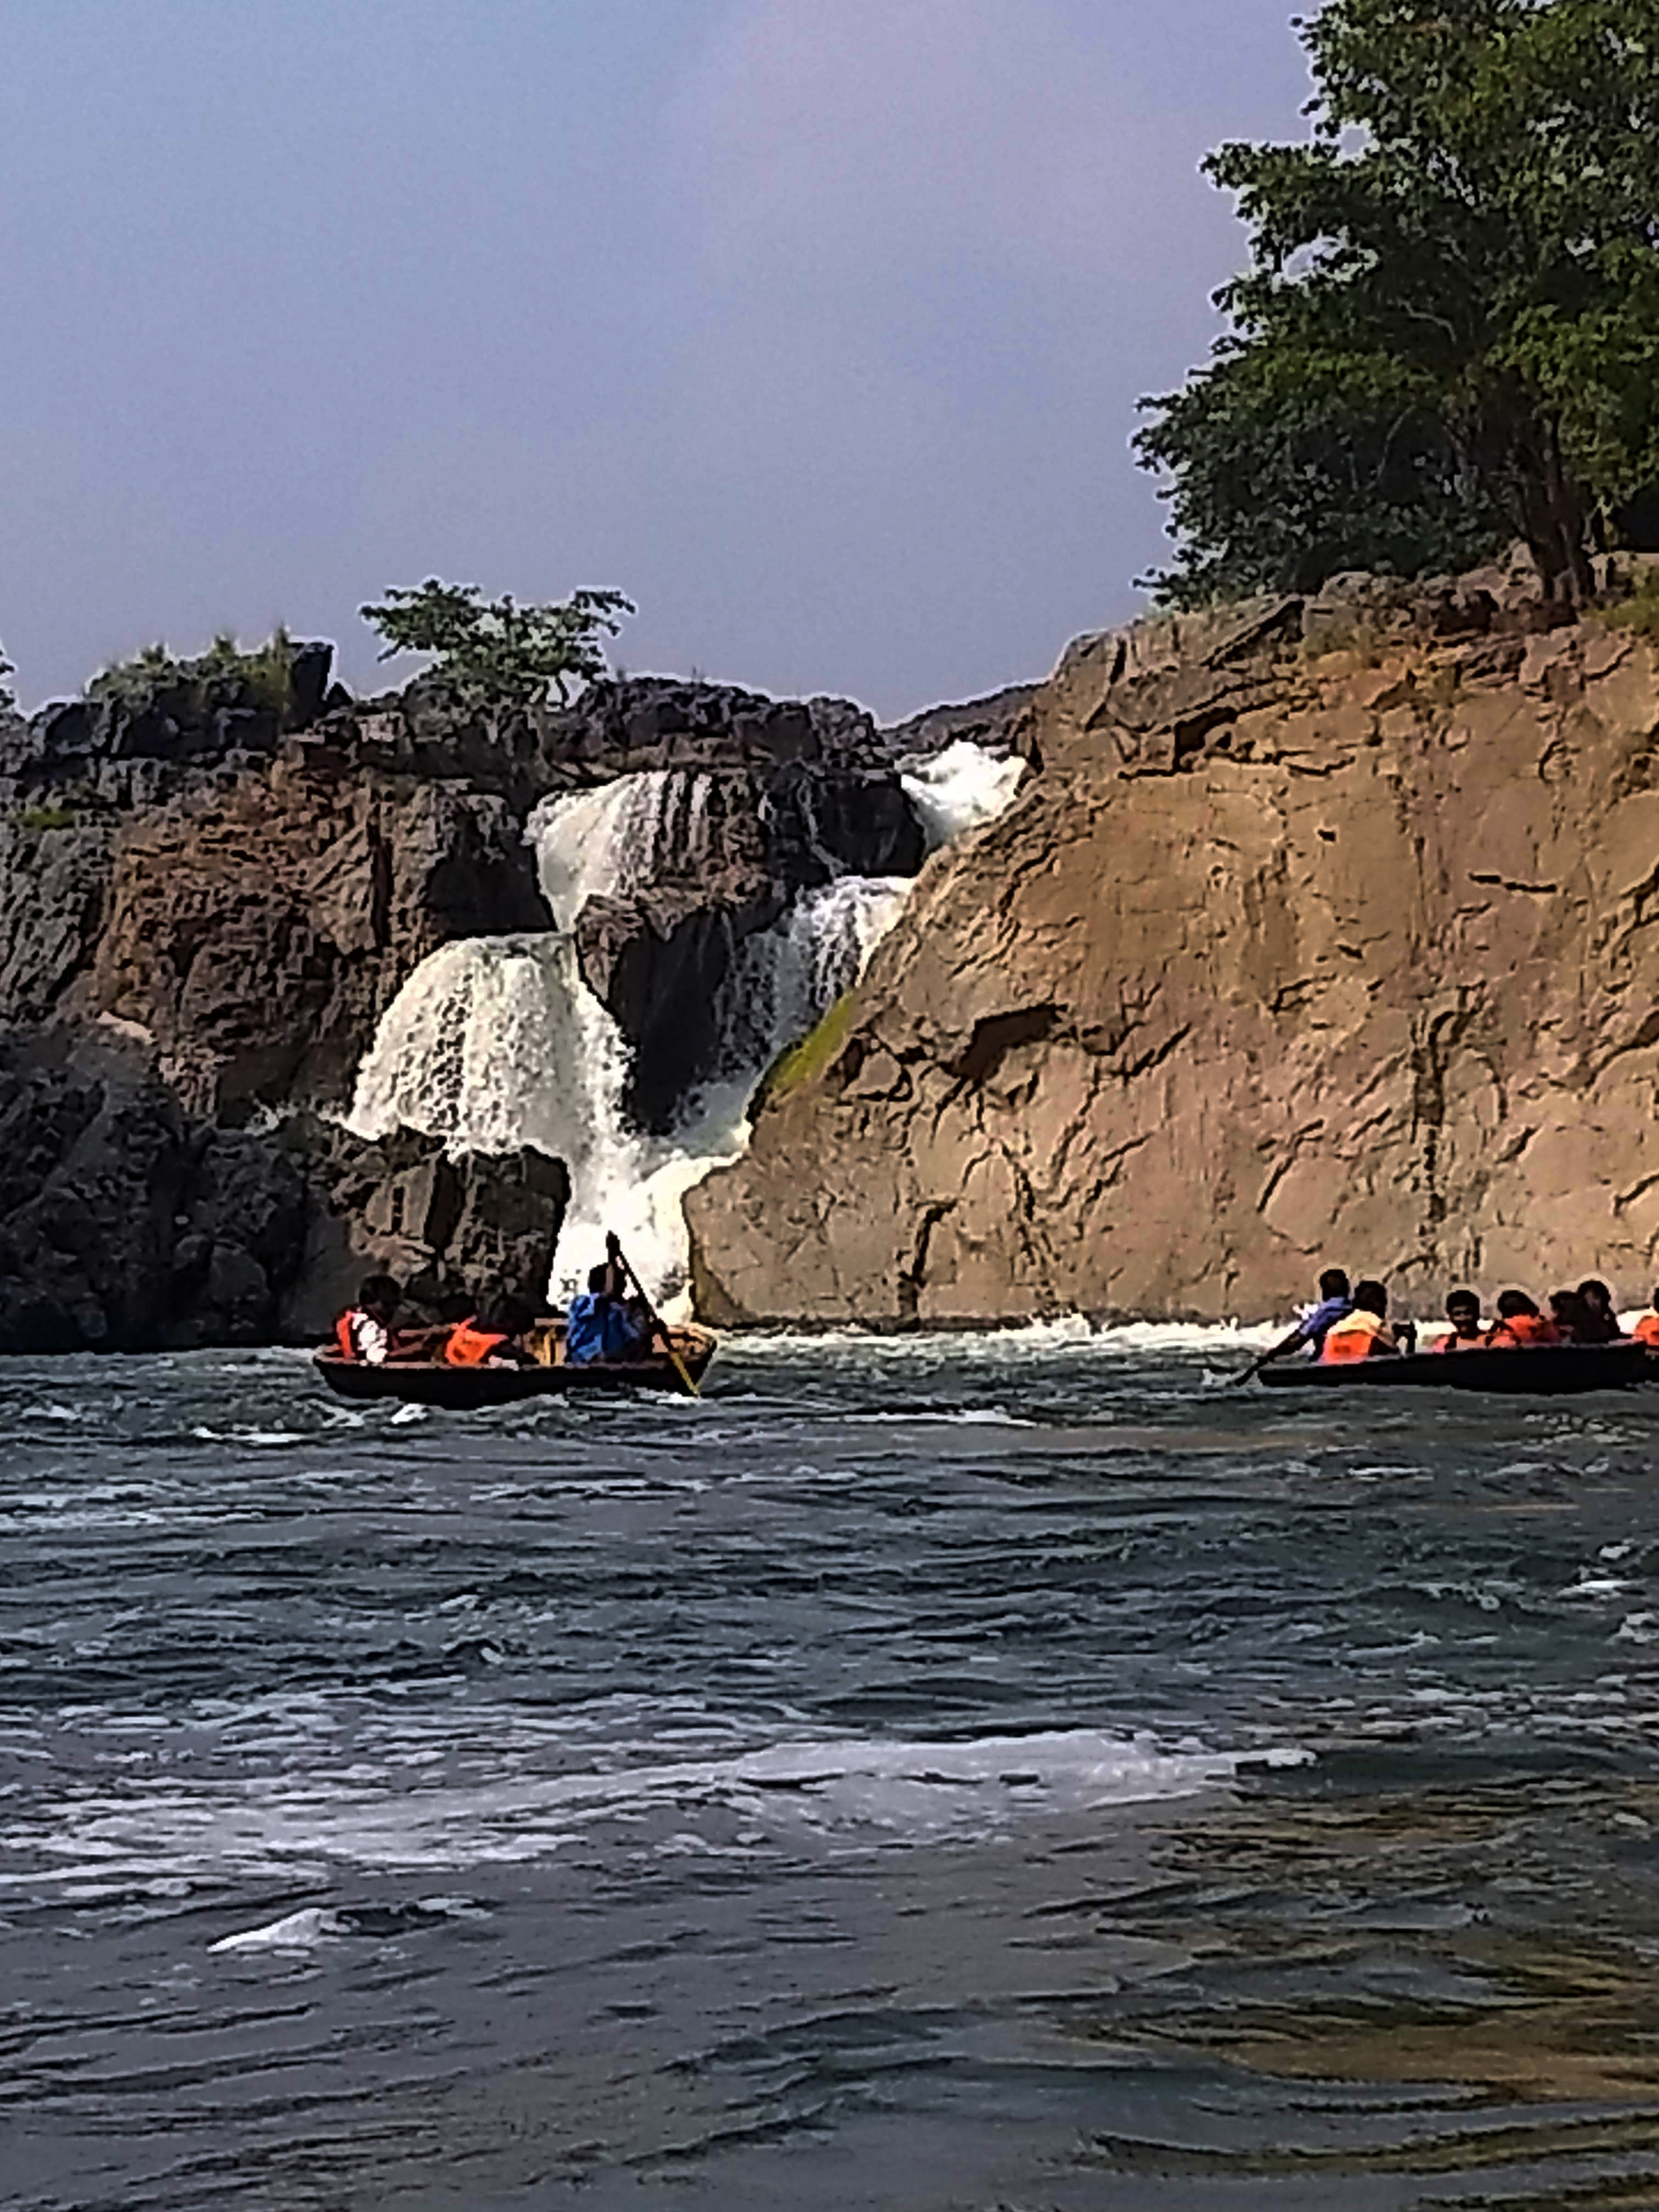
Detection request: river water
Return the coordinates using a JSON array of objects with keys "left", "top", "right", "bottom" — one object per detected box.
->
[{"left": 6, "top": 1327, "right": 1659, "bottom": 2210}]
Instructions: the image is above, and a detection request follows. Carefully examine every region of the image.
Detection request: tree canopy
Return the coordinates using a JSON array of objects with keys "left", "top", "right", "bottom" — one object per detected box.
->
[
  {"left": 362, "top": 580, "right": 635, "bottom": 712},
  {"left": 1138, "top": 0, "right": 1659, "bottom": 606}
]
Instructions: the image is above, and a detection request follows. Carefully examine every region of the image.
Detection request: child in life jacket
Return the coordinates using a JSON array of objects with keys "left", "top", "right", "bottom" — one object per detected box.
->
[
  {"left": 335, "top": 1275, "right": 403, "bottom": 1364},
  {"left": 1485, "top": 1290, "right": 1559, "bottom": 1348},
  {"left": 1318, "top": 1279, "right": 1401, "bottom": 1362},
  {"left": 443, "top": 1293, "right": 539, "bottom": 1368}
]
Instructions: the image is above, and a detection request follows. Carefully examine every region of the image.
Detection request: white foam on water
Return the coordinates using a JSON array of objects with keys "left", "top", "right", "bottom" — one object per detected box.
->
[
  {"left": 730, "top": 1316, "right": 1287, "bottom": 1361},
  {"left": 209, "top": 1905, "right": 343, "bottom": 1953},
  {"left": 5, "top": 1725, "right": 1307, "bottom": 1887}
]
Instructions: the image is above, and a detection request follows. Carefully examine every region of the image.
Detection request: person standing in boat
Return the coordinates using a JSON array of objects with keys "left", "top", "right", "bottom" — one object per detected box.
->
[
  {"left": 335, "top": 1275, "right": 403, "bottom": 1365},
  {"left": 1433, "top": 1288, "right": 1486, "bottom": 1352},
  {"left": 1485, "top": 1290, "right": 1558, "bottom": 1348},
  {"left": 1260, "top": 1268, "right": 1353, "bottom": 1367},
  {"left": 1318, "top": 1280, "right": 1401, "bottom": 1363}
]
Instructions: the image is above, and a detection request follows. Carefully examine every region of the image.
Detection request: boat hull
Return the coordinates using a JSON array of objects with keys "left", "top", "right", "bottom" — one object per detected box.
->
[
  {"left": 314, "top": 1329, "right": 715, "bottom": 1408},
  {"left": 1261, "top": 1342, "right": 1654, "bottom": 1395}
]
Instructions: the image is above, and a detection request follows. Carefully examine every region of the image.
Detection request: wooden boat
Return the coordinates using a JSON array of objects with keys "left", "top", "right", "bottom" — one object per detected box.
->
[
  {"left": 314, "top": 1322, "right": 718, "bottom": 1408},
  {"left": 1260, "top": 1340, "right": 1655, "bottom": 1396}
]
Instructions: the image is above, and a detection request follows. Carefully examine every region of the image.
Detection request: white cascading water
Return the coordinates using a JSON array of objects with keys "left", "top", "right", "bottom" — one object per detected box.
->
[
  {"left": 900, "top": 737, "right": 1028, "bottom": 850},
  {"left": 348, "top": 747, "right": 1024, "bottom": 1307}
]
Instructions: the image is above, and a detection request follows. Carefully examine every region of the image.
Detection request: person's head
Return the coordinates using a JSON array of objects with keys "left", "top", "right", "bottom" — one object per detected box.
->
[
  {"left": 1496, "top": 1289, "right": 1540, "bottom": 1319},
  {"left": 588, "top": 1263, "right": 612, "bottom": 1294},
  {"left": 1578, "top": 1279, "right": 1615, "bottom": 1317},
  {"left": 1319, "top": 1268, "right": 1351, "bottom": 1302},
  {"left": 358, "top": 1273, "right": 401, "bottom": 1323},
  {"left": 1445, "top": 1288, "right": 1481, "bottom": 1335},
  {"left": 1353, "top": 1278, "right": 1388, "bottom": 1318},
  {"left": 1549, "top": 1289, "right": 1582, "bottom": 1325},
  {"left": 481, "top": 1291, "right": 536, "bottom": 1340}
]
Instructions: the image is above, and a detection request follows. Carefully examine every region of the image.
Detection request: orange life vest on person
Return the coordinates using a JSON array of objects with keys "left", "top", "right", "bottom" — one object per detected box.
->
[
  {"left": 335, "top": 1310, "right": 360, "bottom": 1360},
  {"left": 1634, "top": 1313, "right": 1659, "bottom": 1347},
  {"left": 1320, "top": 1310, "right": 1394, "bottom": 1363},
  {"left": 1487, "top": 1313, "right": 1558, "bottom": 1348},
  {"left": 1435, "top": 1330, "right": 1484, "bottom": 1353},
  {"left": 444, "top": 1319, "right": 507, "bottom": 1368}
]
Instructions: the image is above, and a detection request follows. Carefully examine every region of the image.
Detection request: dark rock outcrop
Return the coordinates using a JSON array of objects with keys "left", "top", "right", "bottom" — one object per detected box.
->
[
  {"left": 0, "top": 1028, "right": 568, "bottom": 1353},
  {"left": 275, "top": 1119, "right": 568, "bottom": 1339},
  {"left": 0, "top": 1028, "right": 308, "bottom": 1352}
]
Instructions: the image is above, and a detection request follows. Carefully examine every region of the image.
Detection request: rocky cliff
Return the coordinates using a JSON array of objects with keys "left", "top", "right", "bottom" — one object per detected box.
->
[
  {"left": 687, "top": 566, "right": 1659, "bottom": 1325},
  {"left": 0, "top": 641, "right": 938, "bottom": 1348}
]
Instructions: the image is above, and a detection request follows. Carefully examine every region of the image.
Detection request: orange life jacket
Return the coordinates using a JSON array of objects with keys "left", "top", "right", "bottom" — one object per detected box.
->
[
  {"left": 1435, "top": 1329, "right": 1485, "bottom": 1353},
  {"left": 1634, "top": 1313, "right": 1659, "bottom": 1347},
  {"left": 1487, "top": 1313, "right": 1558, "bottom": 1348},
  {"left": 335, "top": 1310, "right": 360, "bottom": 1360},
  {"left": 1320, "top": 1310, "right": 1394, "bottom": 1363},
  {"left": 444, "top": 1319, "right": 507, "bottom": 1368}
]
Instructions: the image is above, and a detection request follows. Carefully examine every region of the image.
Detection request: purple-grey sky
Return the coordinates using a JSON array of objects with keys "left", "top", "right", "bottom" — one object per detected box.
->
[{"left": 0, "top": 0, "right": 1308, "bottom": 718}]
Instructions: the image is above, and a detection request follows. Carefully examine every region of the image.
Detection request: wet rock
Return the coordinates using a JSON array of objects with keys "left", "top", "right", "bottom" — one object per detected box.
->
[
  {"left": 275, "top": 1117, "right": 569, "bottom": 1334},
  {"left": 0, "top": 1029, "right": 308, "bottom": 1352}
]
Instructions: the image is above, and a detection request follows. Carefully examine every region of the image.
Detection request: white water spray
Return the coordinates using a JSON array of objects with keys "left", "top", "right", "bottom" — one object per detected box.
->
[
  {"left": 348, "top": 747, "right": 1023, "bottom": 1306},
  {"left": 901, "top": 738, "right": 1026, "bottom": 850}
]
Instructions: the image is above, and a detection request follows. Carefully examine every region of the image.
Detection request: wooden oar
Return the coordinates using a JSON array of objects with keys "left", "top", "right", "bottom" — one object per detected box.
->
[
  {"left": 1227, "top": 1350, "right": 1276, "bottom": 1389},
  {"left": 607, "top": 1233, "right": 700, "bottom": 1398}
]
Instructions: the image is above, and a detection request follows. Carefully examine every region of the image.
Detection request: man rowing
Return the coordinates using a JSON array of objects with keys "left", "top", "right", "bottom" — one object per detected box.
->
[{"left": 1257, "top": 1268, "right": 1353, "bottom": 1368}]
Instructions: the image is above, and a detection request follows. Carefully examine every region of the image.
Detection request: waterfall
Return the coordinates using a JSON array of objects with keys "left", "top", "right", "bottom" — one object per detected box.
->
[
  {"left": 901, "top": 737, "right": 1025, "bottom": 850},
  {"left": 347, "top": 935, "right": 635, "bottom": 1203},
  {"left": 529, "top": 771, "right": 717, "bottom": 929},
  {"left": 721, "top": 875, "right": 911, "bottom": 1077},
  {"left": 347, "top": 748, "right": 1022, "bottom": 1310}
]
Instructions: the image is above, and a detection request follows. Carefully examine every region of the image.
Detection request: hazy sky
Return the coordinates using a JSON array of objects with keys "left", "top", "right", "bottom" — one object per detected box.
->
[{"left": 0, "top": 0, "right": 1309, "bottom": 718}]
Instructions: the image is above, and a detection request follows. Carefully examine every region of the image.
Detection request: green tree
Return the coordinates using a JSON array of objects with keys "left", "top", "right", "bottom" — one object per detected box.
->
[
  {"left": 1137, "top": 353, "right": 1509, "bottom": 604},
  {"left": 361, "top": 579, "right": 635, "bottom": 712},
  {"left": 1139, "top": 0, "right": 1659, "bottom": 606}
]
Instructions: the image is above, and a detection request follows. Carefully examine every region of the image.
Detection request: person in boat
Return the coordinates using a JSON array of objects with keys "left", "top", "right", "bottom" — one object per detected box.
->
[
  {"left": 1318, "top": 1279, "right": 1401, "bottom": 1363},
  {"left": 1575, "top": 1279, "right": 1624, "bottom": 1344},
  {"left": 1261, "top": 1268, "right": 1353, "bottom": 1365},
  {"left": 566, "top": 1262, "right": 650, "bottom": 1366},
  {"left": 335, "top": 1274, "right": 403, "bottom": 1365},
  {"left": 1548, "top": 1288, "right": 1587, "bottom": 1340},
  {"left": 1634, "top": 1291, "right": 1659, "bottom": 1348},
  {"left": 1434, "top": 1288, "right": 1485, "bottom": 1352},
  {"left": 444, "top": 1293, "right": 540, "bottom": 1369},
  {"left": 1485, "top": 1290, "right": 1559, "bottom": 1348}
]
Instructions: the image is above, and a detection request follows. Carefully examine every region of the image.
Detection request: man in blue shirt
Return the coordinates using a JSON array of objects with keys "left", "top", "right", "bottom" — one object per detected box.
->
[
  {"left": 565, "top": 1261, "right": 648, "bottom": 1365},
  {"left": 1261, "top": 1268, "right": 1352, "bottom": 1367}
]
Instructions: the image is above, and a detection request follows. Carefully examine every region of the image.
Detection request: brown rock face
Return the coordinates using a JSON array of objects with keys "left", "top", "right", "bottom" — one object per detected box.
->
[
  {"left": 686, "top": 615, "right": 1659, "bottom": 1326},
  {"left": 83, "top": 759, "right": 545, "bottom": 1115}
]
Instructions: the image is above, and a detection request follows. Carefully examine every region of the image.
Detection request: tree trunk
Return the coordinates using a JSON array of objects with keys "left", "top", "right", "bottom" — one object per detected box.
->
[{"left": 1509, "top": 417, "right": 1595, "bottom": 607}]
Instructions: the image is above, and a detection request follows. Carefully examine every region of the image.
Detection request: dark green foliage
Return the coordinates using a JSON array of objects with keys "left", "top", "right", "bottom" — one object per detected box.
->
[
  {"left": 1137, "top": 359, "right": 1510, "bottom": 605},
  {"left": 90, "top": 629, "right": 297, "bottom": 725},
  {"left": 360, "top": 579, "right": 635, "bottom": 712},
  {"left": 1139, "top": 0, "right": 1659, "bottom": 606}
]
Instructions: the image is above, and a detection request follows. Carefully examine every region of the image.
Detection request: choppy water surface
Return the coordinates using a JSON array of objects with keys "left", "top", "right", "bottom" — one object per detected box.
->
[{"left": 6, "top": 1327, "right": 1659, "bottom": 2210}]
